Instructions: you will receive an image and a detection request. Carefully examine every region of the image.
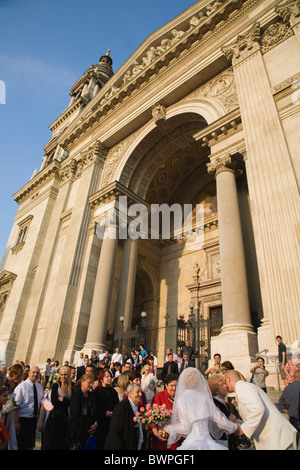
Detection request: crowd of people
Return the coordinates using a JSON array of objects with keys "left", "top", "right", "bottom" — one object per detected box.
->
[{"left": 0, "top": 338, "right": 299, "bottom": 451}]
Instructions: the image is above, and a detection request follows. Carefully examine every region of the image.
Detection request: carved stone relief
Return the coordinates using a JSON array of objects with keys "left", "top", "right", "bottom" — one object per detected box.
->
[
  {"left": 261, "top": 22, "right": 293, "bottom": 53},
  {"left": 182, "top": 68, "right": 239, "bottom": 113}
]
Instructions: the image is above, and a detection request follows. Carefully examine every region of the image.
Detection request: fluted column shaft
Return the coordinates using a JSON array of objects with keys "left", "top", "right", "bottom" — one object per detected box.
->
[{"left": 208, "top": 156, "right": 253, "bottom": 332}]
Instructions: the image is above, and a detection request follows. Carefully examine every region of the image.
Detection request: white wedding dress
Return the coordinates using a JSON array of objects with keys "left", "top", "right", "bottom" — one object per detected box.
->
[{"left": 167, "top": 369, "right": 237, "bottom": 451}]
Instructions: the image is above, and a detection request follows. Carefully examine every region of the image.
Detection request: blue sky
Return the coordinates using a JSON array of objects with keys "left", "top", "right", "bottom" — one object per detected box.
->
[{"left": 0, "top": 0, "right": 197, "bottom": 260}]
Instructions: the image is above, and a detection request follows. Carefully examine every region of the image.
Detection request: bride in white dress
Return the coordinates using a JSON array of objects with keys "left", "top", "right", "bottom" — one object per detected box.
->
[{"left": 167, "top": 368, "right": 238, "bottom": 450}]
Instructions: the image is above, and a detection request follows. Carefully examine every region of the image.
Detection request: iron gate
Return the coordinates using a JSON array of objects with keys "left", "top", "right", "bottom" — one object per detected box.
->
[{"left": 177, "top": 306, "right": 223, "bottom": 373}]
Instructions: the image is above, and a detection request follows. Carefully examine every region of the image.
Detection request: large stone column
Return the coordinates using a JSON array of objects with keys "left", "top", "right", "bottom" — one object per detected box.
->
[
  {"left": 207, "top": 155, "right": 253, "bottom": 333},
  {"left": 222, "top": 22, "right": 300, "bottom": 351},
  {"left": 207, "top": 155, "right": 257, "bottom": 372},
  {"left": 115, "top": 237, "right": 138, "bottom": 332},
  {"left": 84, "top": 222, "right": 118, "bottom": 352}
]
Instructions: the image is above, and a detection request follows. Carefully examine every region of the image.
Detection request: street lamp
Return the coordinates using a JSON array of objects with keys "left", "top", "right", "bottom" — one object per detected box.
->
[
  {"left": 119, "top": 316, "right": 124, "bottom": 350},
  {"left": 139, "top": 311, "right": 147, "bottom": 346},
  {"left": 188, "top": 302, "right": 195, "bottom": 347},
  {"left": 140, "top": 311, "right": 147, "bottom": 327}
]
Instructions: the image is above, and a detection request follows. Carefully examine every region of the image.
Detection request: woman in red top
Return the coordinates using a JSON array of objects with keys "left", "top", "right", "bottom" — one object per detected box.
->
[{"left": 150, "top": 373, "right": 179, "bottom": 450}]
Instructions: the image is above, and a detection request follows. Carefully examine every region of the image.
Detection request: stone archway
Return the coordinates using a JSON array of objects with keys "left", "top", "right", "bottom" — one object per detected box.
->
[{"left": 113, "top": 109, "right": 223, "bottom": 362}]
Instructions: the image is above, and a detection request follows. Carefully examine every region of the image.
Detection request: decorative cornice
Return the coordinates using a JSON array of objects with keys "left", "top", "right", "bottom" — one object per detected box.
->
[
  {"left": 49, "top": 100, "right": 81, "bottom": 135},
  {"left": 194, "top": 108, "right": 242, "bottom": 146},
  {"left": 89, "top": 180, "right": 149, "bottom": 210},
  {"left": 13, "top": 160, "right": 61, "bottom": 204}
]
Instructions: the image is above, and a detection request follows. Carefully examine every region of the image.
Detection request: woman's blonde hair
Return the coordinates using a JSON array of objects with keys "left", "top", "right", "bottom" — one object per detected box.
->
[
  {"left": 59, "top": 366, "right": 72, "bottom": 396},
  {"left": 141, "top": 365, "right": 150, "bottom": 374},
  {"left": 117, "top": 372, "right": 130, "bottom": 392}
]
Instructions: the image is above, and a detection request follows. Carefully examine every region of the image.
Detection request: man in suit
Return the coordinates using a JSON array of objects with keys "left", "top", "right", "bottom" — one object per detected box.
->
[
  {"left": 180, "top": 340, "right": 196, "bottom": 367},
  {"left": 104, "top": 383, "right": 143, "bottom": 450},
  {"left": 161, "top": 353, "right": 179, "bottom": 382},
  {"left": 179, "top": 352, "right": 193, "bottom": 375},
  {"left": 225, "top": 369, "right": 297, "bottom": 450}
]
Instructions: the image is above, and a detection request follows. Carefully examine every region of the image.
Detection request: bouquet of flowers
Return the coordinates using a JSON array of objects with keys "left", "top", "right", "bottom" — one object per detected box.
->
[
  {"left": 2, "top": 396, "right": 19, "bottom": 415},
  {"left": 133, "top": 403, "right": 172, "bottom": 436}
]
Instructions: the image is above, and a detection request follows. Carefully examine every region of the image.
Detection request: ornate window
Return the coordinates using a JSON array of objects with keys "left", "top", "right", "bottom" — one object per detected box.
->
[
  {"left": 0, "top": 270, "right": 17, "bottom": 321},
  {"left": 11, "top": 215, "right": 33, "bottom": 254}
]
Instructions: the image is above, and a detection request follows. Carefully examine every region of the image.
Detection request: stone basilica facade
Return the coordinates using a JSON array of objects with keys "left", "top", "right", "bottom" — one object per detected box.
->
[{"left": 0, "top": 0, "right": 299, "bottom": 381}]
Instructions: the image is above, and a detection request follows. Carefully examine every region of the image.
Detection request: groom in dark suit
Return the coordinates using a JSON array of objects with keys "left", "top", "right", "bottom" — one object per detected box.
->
[{"left": 104, "top": 383, "right": 143, "bottom": 450}]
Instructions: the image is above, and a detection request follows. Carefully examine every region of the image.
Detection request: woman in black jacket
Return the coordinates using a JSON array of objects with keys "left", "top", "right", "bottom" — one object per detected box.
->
[
  {"left": 69, "top": 374, "right": 98, "bottom": 450},
  {"left": 94, "top": 369, "right": 119, "bottom": 450},
  {"left": 42, "top": 366, "right": 72, "bottom": 450}
]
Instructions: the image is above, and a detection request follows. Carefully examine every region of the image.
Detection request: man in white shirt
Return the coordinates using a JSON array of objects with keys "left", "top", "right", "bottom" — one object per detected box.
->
[
  {"left": 13, "top": 365, "right": 44, "bottom": 450},
  {"left": 111, "top": 347, "right": 123, "bottom": 365},
  {"left": 99, "top": 348, "right": 106, "bottom": 361}
]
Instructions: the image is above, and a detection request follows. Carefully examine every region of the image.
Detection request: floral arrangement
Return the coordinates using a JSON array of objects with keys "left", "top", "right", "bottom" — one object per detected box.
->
[
  {"left": 133, "top": 403, "right": 172, "bottom": 431},
  {"left": 2, "top": 396, "right": 19, "bottom": 415}
]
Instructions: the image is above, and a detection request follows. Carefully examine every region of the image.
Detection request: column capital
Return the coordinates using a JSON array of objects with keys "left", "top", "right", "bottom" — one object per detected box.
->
[
  {"left": 207, "top": 154, "right": 242, "bottom": 178},
  {"left": 276, "top": 1, "right": 300, "bottom": 28},
  {"left": 222, "top": 22, "right": 261, "bottom": 66}
]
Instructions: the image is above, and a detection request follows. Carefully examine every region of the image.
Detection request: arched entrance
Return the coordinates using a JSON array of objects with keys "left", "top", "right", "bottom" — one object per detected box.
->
[{"left": 115, "top": 110, "right": 226, "bottom": 364}]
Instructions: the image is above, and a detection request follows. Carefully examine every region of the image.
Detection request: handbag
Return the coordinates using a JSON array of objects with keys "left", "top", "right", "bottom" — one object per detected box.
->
[
  {"left": 42, "top": 389, "right": 54, "bottom": 412},
  {"left": 41, "top": 383, "right": 61, "bottom": 412}
]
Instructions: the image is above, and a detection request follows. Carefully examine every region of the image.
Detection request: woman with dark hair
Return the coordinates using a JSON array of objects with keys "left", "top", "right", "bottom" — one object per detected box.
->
[
  {"left": 139, "top": 344, "right": 149, "bottom": 365},
  {"left": 128, "top": 370, "right": 148, "bottom": 410},
  {"left": 150, "top": 373, "right": 179, "bottom": 450},
  {"left": 94, "top": 369, "right": 119, "bottom": 450}
]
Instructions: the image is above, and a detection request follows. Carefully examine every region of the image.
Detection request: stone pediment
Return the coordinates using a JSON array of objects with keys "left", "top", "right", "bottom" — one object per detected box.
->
[
  {"left": 54, "top": 0, "right": 247, "bottom": 151},
  {"left": 0, "top": 270, "right": 17, "bottom": 289}
]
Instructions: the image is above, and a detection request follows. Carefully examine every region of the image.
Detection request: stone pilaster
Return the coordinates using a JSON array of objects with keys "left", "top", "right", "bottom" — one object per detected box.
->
[{"left": 222, "top": 22, "right": 300, "bottom": 350}]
